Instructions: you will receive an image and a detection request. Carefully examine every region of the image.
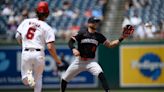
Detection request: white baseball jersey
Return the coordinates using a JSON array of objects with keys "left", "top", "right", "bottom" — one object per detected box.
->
[
  {"left": 17, "top": 18, "right": 55, "bottom": 50},
  {"left": 16, "top": 18, "right": 55, "bottom": 92}
]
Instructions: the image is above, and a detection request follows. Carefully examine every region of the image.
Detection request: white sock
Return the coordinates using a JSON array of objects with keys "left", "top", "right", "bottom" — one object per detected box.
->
[{"left": 34, "top": 76, "right": 42, "bottom": 92}]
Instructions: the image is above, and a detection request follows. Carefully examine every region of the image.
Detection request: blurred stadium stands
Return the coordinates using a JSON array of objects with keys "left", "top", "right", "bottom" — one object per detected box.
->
[
  {"left": 0, "top": 0, "right": 164, "bottom": 43},
  {"left": 122, "top": 0, "right": 164, "bottom": 39},
  {"left": 0, "top": 0, "right": 105, "bottom": 42}
]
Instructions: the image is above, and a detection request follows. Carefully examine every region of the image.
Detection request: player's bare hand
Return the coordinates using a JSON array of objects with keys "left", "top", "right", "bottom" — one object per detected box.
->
[{"left": 72, "top": 48, "right": 80, "bottom": 56}]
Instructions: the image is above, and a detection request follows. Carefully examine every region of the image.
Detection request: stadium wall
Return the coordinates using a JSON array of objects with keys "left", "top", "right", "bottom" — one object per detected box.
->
[
  {"left": 0, "top": 45, "right": 97, "bottom": 89},
  {"left": 0, "top": 41, "right": 164, "bottom": 90},
  {"left": 98, "top": 41, "right": 164, "bottom": 89}
]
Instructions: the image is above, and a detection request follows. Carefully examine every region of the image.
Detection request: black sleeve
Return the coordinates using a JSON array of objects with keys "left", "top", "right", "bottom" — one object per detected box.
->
[
  {"left": 68, "top": 38, "right": 76, "bottom": 50},
  {"left": 73, "top": 30, "right": 84, "bottom": 41},
  {"left": 98, "top": 33, "right": 107, "bottom": 44}
]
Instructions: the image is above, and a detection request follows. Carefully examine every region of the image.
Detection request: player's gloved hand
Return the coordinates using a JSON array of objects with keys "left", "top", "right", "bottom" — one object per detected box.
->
[
  {"left": 56, "top": 63, "right": 66, "bottom": 71},
  {"left": 122, "top": 25, "right": 134, "bottom": 38},
  {"left": 72, "top": 48, "right": 80, "bottom": 56}
]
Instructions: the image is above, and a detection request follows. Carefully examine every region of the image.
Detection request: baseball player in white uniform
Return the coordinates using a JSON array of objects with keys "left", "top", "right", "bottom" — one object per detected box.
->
[{"left": 15, "top": 1, "right": 63, "bottom": 92}]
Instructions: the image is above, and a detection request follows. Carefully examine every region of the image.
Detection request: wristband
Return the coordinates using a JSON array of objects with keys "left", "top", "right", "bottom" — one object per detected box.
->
[
  {"left": 118, "top": 37, "right": 124, "bottom": 42},
  {"left": 70, "top": 47, "right": 76, "bottom": 50}
]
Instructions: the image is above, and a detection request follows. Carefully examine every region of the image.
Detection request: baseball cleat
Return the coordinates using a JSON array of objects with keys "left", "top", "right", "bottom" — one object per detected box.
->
[{"left": 27, "top": 70, "right": 35, "bottom": 87}]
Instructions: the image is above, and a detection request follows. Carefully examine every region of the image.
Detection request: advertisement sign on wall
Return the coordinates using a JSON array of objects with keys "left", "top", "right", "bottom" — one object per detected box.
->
[
  {"left": 120, "top": 45, "right": 164, "bottom": 87},
  {"left": 0, "top": 46, "right": 97, "bottom": 89}
]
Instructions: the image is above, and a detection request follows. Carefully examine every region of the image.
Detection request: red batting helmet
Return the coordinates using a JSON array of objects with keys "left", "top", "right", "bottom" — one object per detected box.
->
[{"left": 36, "top": 1, "right": 49, "bottom": 14}]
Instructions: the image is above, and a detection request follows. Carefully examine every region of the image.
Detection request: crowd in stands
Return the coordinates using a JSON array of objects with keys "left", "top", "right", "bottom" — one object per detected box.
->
[
  {"left": 1, "top": 0, "right": 163, "bottom": 42},
  {"left": 0, "top": 0, "right": 107, "bottom": 42},
  {"left": 122, "top": 0, "right": 164, "bottom": 40}
]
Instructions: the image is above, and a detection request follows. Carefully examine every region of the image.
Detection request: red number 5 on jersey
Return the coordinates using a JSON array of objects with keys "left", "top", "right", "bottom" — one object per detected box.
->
[{"left": 26, "top": 27, "right": 36, "bottom": 40}]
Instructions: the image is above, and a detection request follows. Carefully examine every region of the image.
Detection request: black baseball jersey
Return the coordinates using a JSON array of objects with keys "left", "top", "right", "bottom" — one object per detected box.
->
[{"left": 73, "top": 28, "right": 107, "bottom": 58}]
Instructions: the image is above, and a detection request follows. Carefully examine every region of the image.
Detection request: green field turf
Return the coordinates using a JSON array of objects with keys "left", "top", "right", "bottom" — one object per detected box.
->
[{"left": 1, "top": 89, "right": 164, "bottom": 92}]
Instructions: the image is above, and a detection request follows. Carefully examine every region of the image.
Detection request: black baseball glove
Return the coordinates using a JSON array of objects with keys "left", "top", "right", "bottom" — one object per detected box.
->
[
  {"left": 56, "top": 61, "right": 69, "bottom": 71},
  {"left": 56, "top": 63, "right": 65, "bottom": 71},
  {"left": 122, "top": 25, "right": 134, "bottom": 38}
]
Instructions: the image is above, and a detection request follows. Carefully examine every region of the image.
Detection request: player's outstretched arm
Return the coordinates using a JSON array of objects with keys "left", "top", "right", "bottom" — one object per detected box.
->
[
  {"left": 104, "top": 25, "right": 134, "bottom": 48},
  {"left": 103, "top": 38, "right": 123, "bottom": 48},
  {"left": 47, "top": 42, "right": 62, "bottom": 64}
]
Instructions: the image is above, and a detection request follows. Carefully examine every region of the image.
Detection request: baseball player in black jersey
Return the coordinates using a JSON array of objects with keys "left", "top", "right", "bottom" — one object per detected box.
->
[{"left": 60, "top": 16, "right": 134, "bottom": 92}]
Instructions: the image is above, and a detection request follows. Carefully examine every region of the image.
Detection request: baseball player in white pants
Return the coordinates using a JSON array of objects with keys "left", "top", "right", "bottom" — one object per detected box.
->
[
  {"left": 15, "top": 1, "right": 63, "bottom": 92},
  {"left": 62, "top": 57, "right": 103, "bottom": 82},
  {"left": 61, "top": 17, "right": 134, "bottom": 92}
]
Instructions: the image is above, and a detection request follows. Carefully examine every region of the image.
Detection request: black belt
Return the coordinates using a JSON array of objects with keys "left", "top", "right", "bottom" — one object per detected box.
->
[
  {"left": 80, "top": 57, "right": 94, "bottom": 61},
  {"left": 24, "top": 48, "right": 41, "bottom": 51}
]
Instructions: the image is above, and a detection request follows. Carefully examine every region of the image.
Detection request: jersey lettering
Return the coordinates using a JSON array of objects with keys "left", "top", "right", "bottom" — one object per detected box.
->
[
  {"left": 81, "top": 38, "right": 98, "bottom": 45},
  {"left": 26, "top": 27, "right": 36, "bottom": 40}
]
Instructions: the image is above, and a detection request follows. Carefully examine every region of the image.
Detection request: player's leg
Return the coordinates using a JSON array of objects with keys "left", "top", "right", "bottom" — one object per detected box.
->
[
  {"left": 33, "top": 53, "right": 45, "bottom": 92},
  {"left": 98, "top": 72, "right": 110, "bottom": 92},
  {"left": 60, "top": 79, "right": 67, "bottom": 92},
  {"left": 61, "top": 58, "right": 84, "bottom": 92},
  {"left": 87, "top": 61, "right": 110, "bottom": 92},
  {"left": 21, "top": 51, "right": 34, "bottom": 86}
]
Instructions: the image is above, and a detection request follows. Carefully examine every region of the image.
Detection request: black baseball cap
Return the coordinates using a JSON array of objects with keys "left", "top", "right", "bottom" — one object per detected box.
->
[{"left": 88, "top": 16, "right": 101, "bottom": 23}]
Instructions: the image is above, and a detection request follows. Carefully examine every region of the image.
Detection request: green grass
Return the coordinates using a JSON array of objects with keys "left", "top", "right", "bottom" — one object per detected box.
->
[{"left": 1, "top": 89, "right": 164, "bottom": 92}]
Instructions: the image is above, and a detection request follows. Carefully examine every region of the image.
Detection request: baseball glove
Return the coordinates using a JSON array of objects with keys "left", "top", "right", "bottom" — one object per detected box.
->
[
  {"left": 122, "top": 25, "right": 134, "bottom": 38},
  {"left": 56, "top": 63, "right": 68, "bottom": 71}
]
